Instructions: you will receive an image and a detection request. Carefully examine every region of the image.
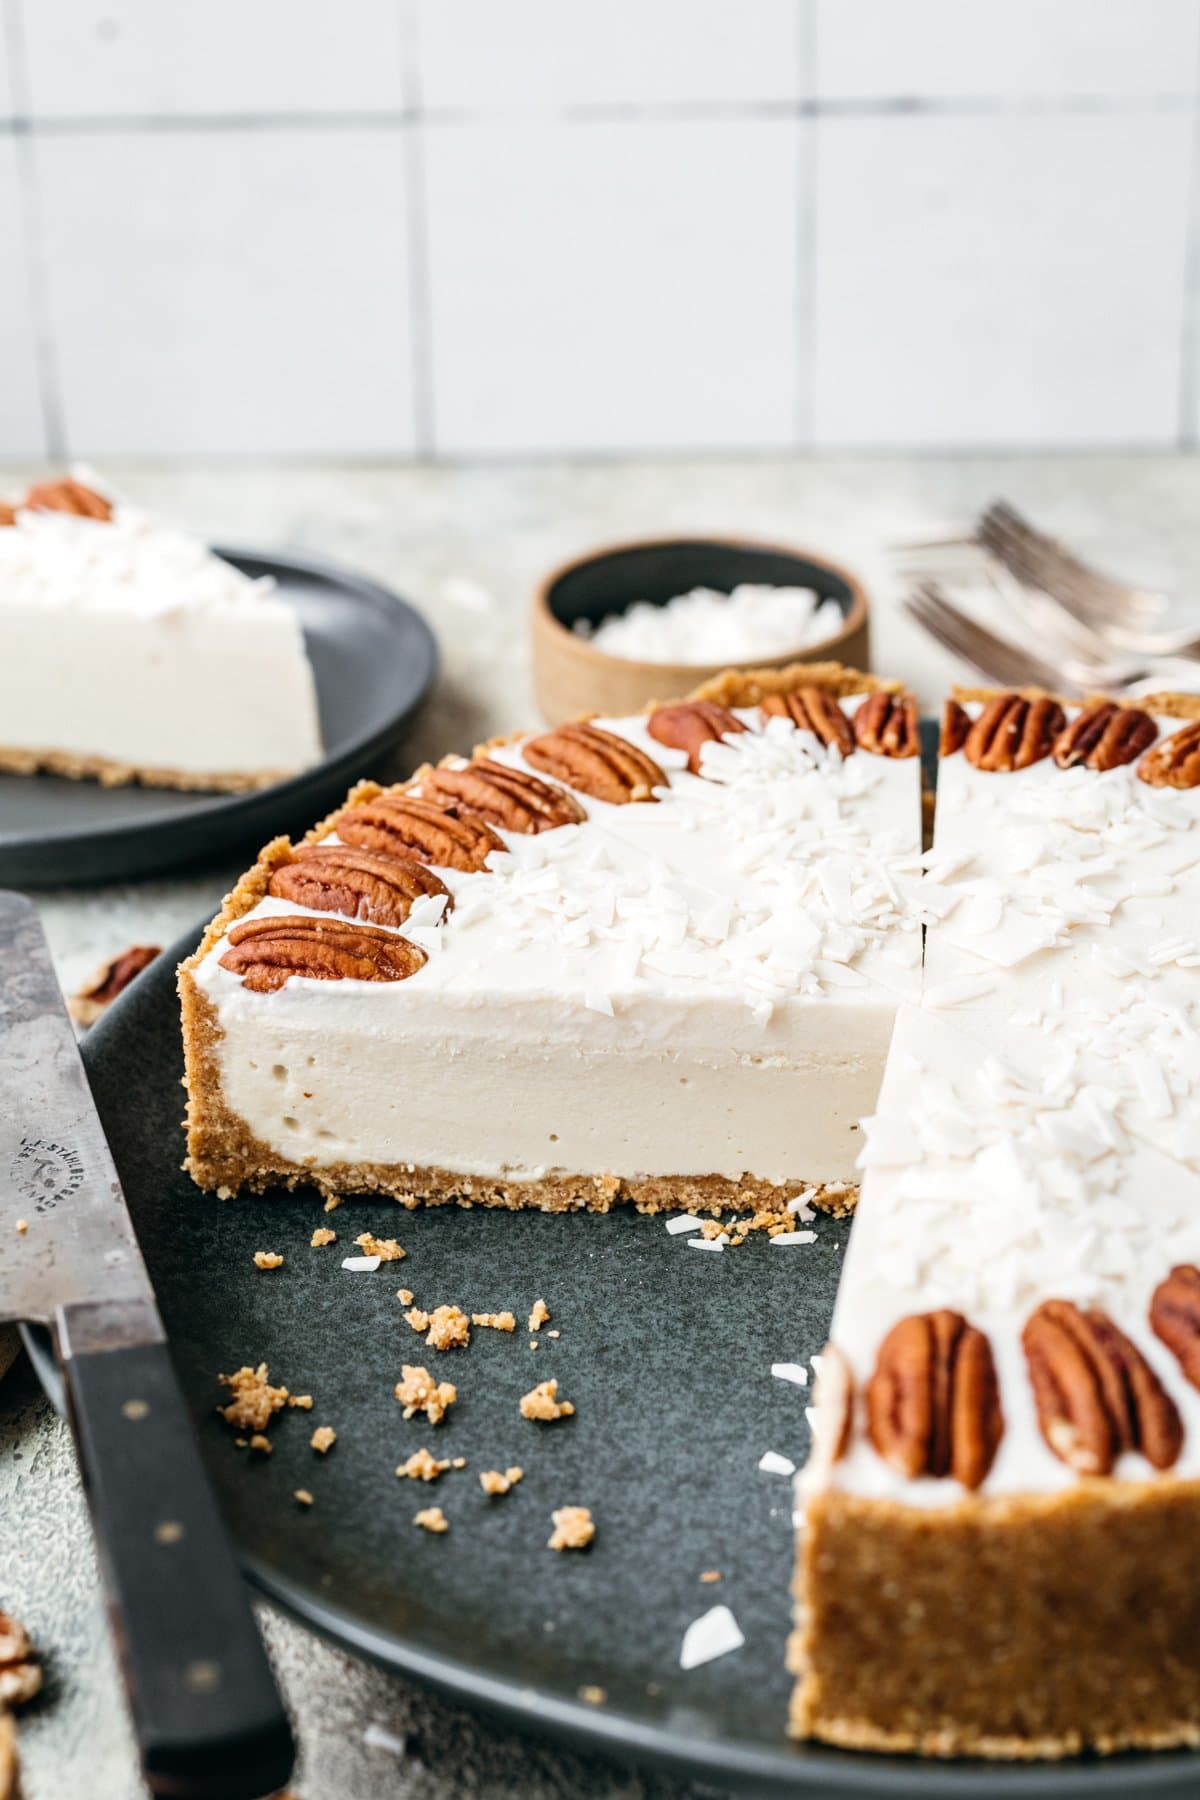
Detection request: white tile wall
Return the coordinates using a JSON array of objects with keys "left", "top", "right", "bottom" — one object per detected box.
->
[
  {"left": 425, "top": 118, "right": 803, "bottom": 454},
  {"left": 21, "top": 0, "right": 408, "bottom": 118},
  {"left": 36, "top": 130, "right": 416, "bottom": 456},
  {"left": 0, "top": 139, "right": 46, "bottom": 455},
  {"left": 4, "top": 0, "right": 1200, "bottom": 457},
  {"left": 817, "top": 0, "right": 1200, "bottom": 102},
  {"left": 814, "top": 109, "right": 1193, "bottom": 449},
  {"left": 416, "top": 0, "right": 804, "bottom": 110}
]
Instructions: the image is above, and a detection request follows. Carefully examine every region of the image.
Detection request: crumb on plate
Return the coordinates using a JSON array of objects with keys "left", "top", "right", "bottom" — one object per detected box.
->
[
  {"left": 395, "top": 1364, "right": 457, "bottom": 1424},
  {"left": 480, "top": 1466, "right": 523, "bottom": 1496},
  {"left": 396, "top": 1447, "right": 450, "bottom": 1482},
  {"left": 520, "top": 1379, "right": 574, "bottom": 1422},
  {"left": 218, "top": 1363, "right": 289, "bottom": 1433},
  {"left": 414, "top": 1506, "right": 448, "bottom": 1534},
  {"left": 253, "top": 1251, "right": 284, "bottom": 1270},
  {"left": 548, "top": 1506, "right": 594, "bottom": 1552},
  {"left": 310, "top": 1425, "right": 337, "bottom": 1454}
]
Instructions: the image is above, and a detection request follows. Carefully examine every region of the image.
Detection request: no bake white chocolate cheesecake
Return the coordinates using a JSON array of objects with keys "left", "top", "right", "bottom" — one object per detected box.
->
[
  {"left": 0, "top": 473, "right": 321, "bottom": 791},
  {"left": 180, "top": 664, "right": 923, "bottom": 1213},
  {"left": 794, "top": 687, "right": 1200, "bottom": 1759}
]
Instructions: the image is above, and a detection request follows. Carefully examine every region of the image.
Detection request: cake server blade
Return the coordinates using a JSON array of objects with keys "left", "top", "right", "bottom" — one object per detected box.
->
[{"left": 0, "top": 889, "right": 295, "bottom": 1799}]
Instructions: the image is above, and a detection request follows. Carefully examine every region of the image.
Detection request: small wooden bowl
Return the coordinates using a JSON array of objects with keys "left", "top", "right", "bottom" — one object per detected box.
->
[{"left": 531, "top": 535, "right": 871, "bottom": 723}]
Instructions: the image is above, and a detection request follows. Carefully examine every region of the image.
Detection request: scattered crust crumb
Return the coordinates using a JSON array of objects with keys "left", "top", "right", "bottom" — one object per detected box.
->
[
  {"left": 578, "top": 1684, "right": 606, "bottom": 1706},
  {"left": 219, "top": 1363, "right": 289, "bottom": 1433},
  {"left": 528, "top": 1299, "right": 550, "bottom": 1333},
  {"left": 323, "top": 1195, "right": 343, "bottom": 1213},
  {"left": 397, "top": 1288, "right": 414, "bottom": 1305},
  {"left": 405, "top": 1304, "right": 470, "bottom": 1350},
  {"left": 452, "top": 1457, "right": 466, "bottom": 1469},
  {"left": 546, "top": 1329, "right": 560, "bottom": 1339},
  {"left": 480, "top": 1466, "right": 523, "bottom": 1496},
  {"left": 472, "top": 1311, "right": 516, "bottom": 1331},
  {"left": 548, "top": 1506, "right": 594, "bottom": 1552},
  {"left": 700, "top": 1570, "right": 722, "bottom": 1584},
  {"left": 14, "top": 1219, "right": 27, "bottom": 1235},
  {"left": 310, "top": 1425, "right": 337, "bottom": 1454},
  {"left": 288, "top": 1394, "right": 314, "bottom": 1411},
  {"left": 249, "top": 1433, "right": 272, "bottom": 1454},
  {"left": 253, "top": 1251, "right": 284, "bottom": 1270},
  {"left": 355, "top": 1232, "right": 406, "bottom": 1262},
  {"left": 520, "top": 1379, "right": 575, "bottom": 1422},
  {"left": 294, "top": 1489, "right": 314, "bottom": 1507},
  {"left": 395, "top": 1365, "right": 457, "bottom": 1424},
  {"left": 310, "top": 1227, "right": 337, "bottom": 1247},
  {"left": 396, "top": 1447, "right": 451, "bottom": 1482},
  {"left": 414, "top": 1506, "right": 448, "bottom": 1534}
]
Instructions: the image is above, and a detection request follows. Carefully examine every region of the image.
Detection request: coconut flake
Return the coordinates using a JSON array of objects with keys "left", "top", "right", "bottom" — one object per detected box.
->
[{"left": 680, "top": 1604, "right": 745, "bottom": 1670}]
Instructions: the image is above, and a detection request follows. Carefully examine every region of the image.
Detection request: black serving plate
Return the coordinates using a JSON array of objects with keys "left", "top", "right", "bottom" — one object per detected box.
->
[
  {"left": 20, "top": 902, "right": 1200, "bottom": 1800},
  {"left": 0, "top": 547, "right": 438, "bottom": 887}
]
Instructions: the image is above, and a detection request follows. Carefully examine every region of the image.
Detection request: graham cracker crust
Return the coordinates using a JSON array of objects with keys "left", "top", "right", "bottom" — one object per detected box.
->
[
  {"left": 791, "top": 1477, "right": 1200, "bottom": 1758},
  {"left": 0, "top": 743, "right": 290, "bottom": 793}
]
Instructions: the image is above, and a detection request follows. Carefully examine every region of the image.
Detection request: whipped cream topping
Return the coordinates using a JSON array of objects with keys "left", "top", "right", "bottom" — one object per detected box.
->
[{"left": 0, "top": 468, "right": 278, "bottom": 619}]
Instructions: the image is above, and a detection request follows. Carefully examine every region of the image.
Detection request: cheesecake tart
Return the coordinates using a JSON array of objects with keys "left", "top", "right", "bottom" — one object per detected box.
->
[
  {"left": 180, "top": 662, "right": 923, "bottom": 1214},
  {"left": 0, "top": 472, "right": 321, "bottom": 791},
  {"left": 793, "top": 686, "right": 1200, "bottom": 1759}
]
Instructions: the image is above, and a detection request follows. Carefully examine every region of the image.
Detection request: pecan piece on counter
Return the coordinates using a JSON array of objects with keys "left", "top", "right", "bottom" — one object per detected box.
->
[
  {"left": 866, "top": 1309, "right": 1003, "bottom": 1490},
  {"left": 1137, "top": 720, "right": 1200, "bottom": 791},
  {"left": 420, "top": 758, "right": 585, "bottom": 833},
  {"left": 1150, "top": 1264, "right": 1200, "bottom": 1390},
  {"left": 0, "top": 501, "right": 15, "bottom": 527},
  {"left": 1023, "top": 1298, "right": 1182, "bottom": 1475},
  {"left": 22, "top": 476, "right": 113, "bottom": 520},
  {"left": 219, "top": 913, "right": 427, "bottom": 992},
  {"left": 852, "top": 691, "right": 919, "bottom": 758},
  {"left": 963, "top": 692, "right": 1066, "bottom": 772},
  {"left": 268, "top": 843, "right": 451, "bottom": 929},
  {"left": 0, "top": 1611, "right": 40, "bottom": 1709},
  {"left": 759, "top": 686, "right": 855, "bottom": 756},
  {"left": 1053, "top": 701, "right": 1157, "bottom": 772},
  {"left": 645, "top": 701, "right": 746, "bottom": 774},
  {"left": 523, "top": 722, "right": 665, "bottom": 804},
  {"left": 940, "top": 697, "right": 970, "bottom": 757},
  {"left": 67, "top": 943, "right": 160, "bottom": 1027},
  {"left": 335, "top": 792, "right": 503, "bottom": 873}
]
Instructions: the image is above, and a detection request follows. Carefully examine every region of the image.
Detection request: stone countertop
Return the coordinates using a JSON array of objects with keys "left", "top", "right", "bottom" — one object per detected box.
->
[{"left": 3, "top": 453, "right": 1200, "bottom": 1800}]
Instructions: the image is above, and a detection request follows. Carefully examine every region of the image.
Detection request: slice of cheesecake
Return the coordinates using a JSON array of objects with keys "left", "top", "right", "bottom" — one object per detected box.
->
[
  {"left": 0, "top": 472, "right": 321, "bottom": 791},
  {"left": 792, "top": 687, "right": 1200, "bottom": 1759},
  {"left": 179, "top": 663, "right": 923, "bottom": 1214}
]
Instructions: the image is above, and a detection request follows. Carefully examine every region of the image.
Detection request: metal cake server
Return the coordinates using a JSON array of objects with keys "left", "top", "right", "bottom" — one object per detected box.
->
[{"left": 0, "top": 890, "right": 294, "bottom": 1799}]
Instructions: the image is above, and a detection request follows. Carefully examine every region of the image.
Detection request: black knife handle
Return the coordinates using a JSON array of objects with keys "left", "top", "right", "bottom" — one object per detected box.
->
[{"left": 61, "top": 1327, "right": 295, "bottom": 1799}]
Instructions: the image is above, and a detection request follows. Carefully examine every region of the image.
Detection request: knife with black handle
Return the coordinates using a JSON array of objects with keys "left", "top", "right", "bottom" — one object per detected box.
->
[{"left": 0, "top": 891, "right": 294, "bottom": 1799}]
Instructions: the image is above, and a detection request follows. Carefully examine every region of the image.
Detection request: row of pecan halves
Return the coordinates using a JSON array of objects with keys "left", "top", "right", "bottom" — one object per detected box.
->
[
  {"left": 0, "top": 475, "right": 113, "bottom": 526},
  {"left": 941, "top": 691, "right": 1200, "bottom": 789},
  {"left": 827, "top": 1264, "right": 1200, "bottom": 1491},
  {"left": 647, "top": 689, "right": 918, "bottom": 770}
]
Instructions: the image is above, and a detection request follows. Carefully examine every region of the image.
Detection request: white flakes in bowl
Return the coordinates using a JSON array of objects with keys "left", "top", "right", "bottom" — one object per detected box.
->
[{"left": 577, "top": 584, "right": 845, "bottom": 666}]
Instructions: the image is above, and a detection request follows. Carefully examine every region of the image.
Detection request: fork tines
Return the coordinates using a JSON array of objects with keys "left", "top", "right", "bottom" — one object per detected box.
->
[{"left": 903, "top": 581, "right": 1080, "bottom": 695}]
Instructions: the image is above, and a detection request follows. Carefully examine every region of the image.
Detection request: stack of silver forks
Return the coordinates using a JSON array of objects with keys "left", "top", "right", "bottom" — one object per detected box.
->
[{"left": 901, "top": 503, "right": 1200, "bottom": 697}]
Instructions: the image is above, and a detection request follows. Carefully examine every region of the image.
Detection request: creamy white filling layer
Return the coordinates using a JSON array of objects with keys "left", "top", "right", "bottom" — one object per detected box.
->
[{"left": 194, "top": 702, "right": 923, "bottom": 1182}]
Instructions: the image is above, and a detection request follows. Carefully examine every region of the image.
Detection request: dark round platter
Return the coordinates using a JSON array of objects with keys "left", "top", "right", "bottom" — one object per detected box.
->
[
  {"left": 0, "top": 547, "right": 438, "bottom": 886},
  {"left": 21, "top": 922, "right": 1199, "bottom": 1799}
]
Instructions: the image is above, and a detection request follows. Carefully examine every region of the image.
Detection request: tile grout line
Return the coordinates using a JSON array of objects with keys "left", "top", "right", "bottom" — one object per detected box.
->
[
  {"left": 4, "top": 0, "right": 65, "bottom": 460},
  {"left": 1175, "top": 36, "right": 1200, "bottom": 447},
  {"left": 399, "top": 0, "right": 435, "bottom": 460}
]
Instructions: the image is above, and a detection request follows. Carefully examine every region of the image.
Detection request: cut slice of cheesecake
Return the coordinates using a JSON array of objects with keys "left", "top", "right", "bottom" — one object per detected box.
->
[
  {"left": 179, "top": 663, "right": 924, "bottom": 1214},
  {"left": 0, "top": 472, "right": 322, "bottom": 792},
  {"left": 792, "top": 686, "right": 1200, "bottom": 1759}
]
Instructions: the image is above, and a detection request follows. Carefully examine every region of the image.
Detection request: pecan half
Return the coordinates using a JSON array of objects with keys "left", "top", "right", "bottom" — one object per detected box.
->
[
  {"left": 866, "top": 1309, "right": 1003, "bottom": 1490},
  {"left": 1137, "top": 721, "right": 1200, "bottom": 791},
  {"left": 940, "top": 697, "right": 970, "bottom": 757},
  {"left": 645, "top": 701, "right": 746, "bottom": 774},
  {"left": 1053, "top": 701, "right": 1157, "bottom": 772},
  {"left": 964, "top": 692, "right": 1065, "bottom": 772},
  {"left": 22, "top": 477, "right": 112, "bottom": 520},
  {"left": 852, "top": 691, "right": 919, "bottom": 758},
  {"left": 420, "top": 758, "right": 585, "bottom": 833},
  {"left": 219, "top": 913, "right": 426, "bottom": 992},
  {"left": 268, "top": 844, "right": 450, "bottom": 929},
  {"left": 1023, "top": 1298, "right": 1182, "bottom": 1474},
  {"left": 68, "top": 943, "right": 160, "bottom": 1027},
  {"left": 523, "top": 722, "right": 664, "bottom": 804},
  {"left": 0, "top": 1610, "right": 41, "bottom": 1708},
  {"left": 0, "top": 500, "right": 15, "bottom": 527},
  {"left": 336, "top": 793, "right": 503, "bottom": 873},
  {"left": 1150, "top": 1264, "right": 1200, "bottom": 1390},
  {"left": 760, "top": 687, "right": 855, "bottom": 756}
]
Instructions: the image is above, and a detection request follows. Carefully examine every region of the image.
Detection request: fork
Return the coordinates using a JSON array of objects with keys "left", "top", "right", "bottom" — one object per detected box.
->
[
  {"left": 978, "top": 502, "right": 1200, "bottom": 659},
  {"left": 902, "top": 583, "right": 1200, "bottom": 698}
]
